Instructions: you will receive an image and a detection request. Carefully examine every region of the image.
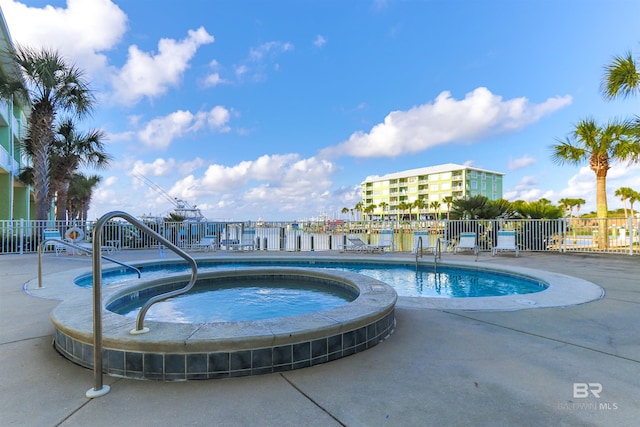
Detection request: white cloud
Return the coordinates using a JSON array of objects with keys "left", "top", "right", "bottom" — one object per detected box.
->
[
  {"left": 313, "top": 35, "right": 327, "bottom": 48},
  {"left": 131, "top": 157, "right": 206, "bottom": 178},
  {"left": 136, "top": 106, "right": 231, "bottom": 149},
  {"left": 508, "top": 155, "right": 536, "bottom": 170},
  {"left": 0, "top": 0, "right": 127, "bottom": 75},
  {"left": 164, "top": 154, "right": 337, "bottom": 218},
  {"left": 320, "top": 87, "right": 572, "bottom": 158},
  {"left": 111, "top": 27, "right": 214, "bottom": 105}
]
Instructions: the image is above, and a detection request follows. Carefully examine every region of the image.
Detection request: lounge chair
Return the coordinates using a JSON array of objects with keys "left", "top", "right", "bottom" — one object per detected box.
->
[
  {"left": 192, "top": 235, "right": 217, "bottom": 251},
  {"left": 412, "top": 230, "right": 435, "bottom": 254},
  {"left": 454, "top": 232, "right": 478, "bottom": 256},
  {"left": 372, "top": 230, "right": 393, "bottom": 252},
  {"left": 231, "top": 229, "right": 257, "bottom": 251},
  {"left": 344, "top": 236, "right": 387, "bottom": 253},
  {"left": 43, "top": 229, "right": 66, "bottom": 255},
  {"left": 492, "top": 230, "right": 519, "bottom": 257}
]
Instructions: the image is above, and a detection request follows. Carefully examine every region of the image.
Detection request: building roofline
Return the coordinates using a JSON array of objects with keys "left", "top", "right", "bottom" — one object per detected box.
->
[{"left": 361, "top": 163, "right": 504, "bottom": 184}]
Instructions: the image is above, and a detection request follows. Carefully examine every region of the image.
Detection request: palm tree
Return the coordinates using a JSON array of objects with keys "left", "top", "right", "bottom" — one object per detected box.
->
[
  {"left": 67, "top": 173, "right": 101, "bottom": 221},
  {"left": 412, "top": 199, "right": 426, "bottom": 221},
  {"left": 442, "top": 196, "right": 454, "bottom": 220},
  {"left": 615, "top": 187, "right": 634, "bottom": 218},
  {"left": 397, "top": 201, "right": 409, "bottom": 222},
  {"left": 50, "top": 118, "right": 111, "bottom": 221},
  {"left": 601, "top": 51, "right": 640, "bottom": 100},
  {"left": 573, "top": 198, "right": 586, "bottom": 218},
  {"left": 0, "top": 47, "right": 95, "bottom": 220},
  {"left": 378, "top": 201, "right": 388, "bottom": 221},
  {"left": 557, "top": 198, "right": 571, "bottom": 217},
  {"left": 354, "top": 201, "right": 363, "bottom": 222},
  {"left": 629, "top": 189, "right": 640, "bottom": 226},
  {"left": 551, "top": 118, "right": 640, "bottom": 248},
  {"left": 429, "top": 200, "right": 441, "bottom": 220}
]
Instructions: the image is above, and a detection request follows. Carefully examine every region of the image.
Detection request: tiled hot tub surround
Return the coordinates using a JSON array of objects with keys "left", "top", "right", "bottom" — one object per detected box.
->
[{"left": 51, "top": 268, "right": 397, "bottom": 380}]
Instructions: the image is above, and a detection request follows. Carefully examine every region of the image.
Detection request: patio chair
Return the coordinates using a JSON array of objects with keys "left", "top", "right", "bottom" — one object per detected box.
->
[
  {"left": 371, "top": 229, "right": 393, "bottom": 252},
  {"left": 43, "top": 229, "right": 66, "bottom": 256},
  {"left": 412, "top": 230, "right": 435, "bottom": 254},
  {"left": 191, "top": 235, "right": 217, "bottom": 251},
  {"left": 454, "top": 232, "right": 479, "bottom": 256},
  {"left": 231, "top": 229, "right": 257, "bottom": 251},
  {"left": 492, "top": 230, "right": 519, "bottom": 257}
]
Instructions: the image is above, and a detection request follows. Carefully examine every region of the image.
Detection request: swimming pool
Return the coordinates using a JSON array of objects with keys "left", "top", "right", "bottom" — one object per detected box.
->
[
  {"left": 76, "top": 260, "right": 548, "bottom": 298},
  {"left": 108, "top": 272, "right": 358, "bottom": 323}
]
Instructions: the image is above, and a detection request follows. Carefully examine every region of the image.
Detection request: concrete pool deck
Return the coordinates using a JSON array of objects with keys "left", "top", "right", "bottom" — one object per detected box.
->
[{"left": 1, "top": 250, "right": 638, "bottom": 426}]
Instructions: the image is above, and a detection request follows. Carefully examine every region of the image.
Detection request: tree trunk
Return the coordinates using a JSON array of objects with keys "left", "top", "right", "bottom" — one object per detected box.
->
[
  {"left": 56, "top": 180, "right": 70, "bottom": 222},
  {"left": 595, "top": 174, "right": 608, "bottom": 249}
]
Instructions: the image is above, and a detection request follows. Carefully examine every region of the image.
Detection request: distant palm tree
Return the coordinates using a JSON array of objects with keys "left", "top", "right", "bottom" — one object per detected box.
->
[
  {"left": 429, "top": 200, "right": 441, "bottom": 220},
  {"left": 67, "top": 173, "right": 101, "bottom": 221},
  {"left": 397, "top": 201, "right": 409, "bottom": 222},
  {"left": 412, "top": 199, "right": 426, "bottom": 221},
  {"left": 573, "top": 198, "right": 586, "bottom": 218},
  {"left": 354, "top": 202, "right": 363, "bottom": 222},
  {"left": 50, "top": 118, "right": 111, "bottom": 221},
  {"left": 615, "top": 187, "right": 634, "bottom": 218},
  {"left": 551, "top": 118, "right": 640, "bottom": 248},
  {"left": 557, "top": 198, "right": 571, "bottom": 217},
  {"left": 378, "top": 201, "right": 388, "bottom": 221},
  {"left": 601, "top": 51, "right": 640, "bottom": 100},
  {"left": 0, "top": 47, "right": 95, "bottom": 220},
  {"left": 442, "top": 196, "right": 454, "bottom": 220}
]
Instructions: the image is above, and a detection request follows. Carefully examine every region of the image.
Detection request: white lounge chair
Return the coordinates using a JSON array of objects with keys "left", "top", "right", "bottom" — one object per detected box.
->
[
  {"left": 492, "top": 230, "right": 519, "bottom": 257},
  {"left": 43, "top": 229, "right": 66, "bottom": 255},
  {"left": 372, "top": 230, "right": 393, "bottom": 252},
  {"left": 231, "top": 229, "right": 256, "bottom": 251},
  {"left": 454, "top": 232, "right": 478, "bottom": 256},
  {"left": 412, "top": 230, "right": 435, "bottom": 254},
  {"left": 344, "top": 237, "right": 369, "bottom": 252},
  {"left": 192, "top": 235, "right": 217, "bottom": 251}
]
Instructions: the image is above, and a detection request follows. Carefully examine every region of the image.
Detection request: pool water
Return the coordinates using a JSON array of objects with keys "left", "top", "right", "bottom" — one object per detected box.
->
[
  {"left": 78, "top": 261, "right": 547, "bottom": 298},
  {"left": 111, "top": 276, "right": 356, "bottom": 323}
]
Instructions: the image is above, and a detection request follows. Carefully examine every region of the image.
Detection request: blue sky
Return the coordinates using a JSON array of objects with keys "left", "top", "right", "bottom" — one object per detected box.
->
[{"left": 1, "top": 0, "right": 639, "bottom": 221}]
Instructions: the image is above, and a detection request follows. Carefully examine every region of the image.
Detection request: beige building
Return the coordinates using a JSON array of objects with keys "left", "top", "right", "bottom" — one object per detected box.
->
[{"left": 361, "top": 163, "right": 504, "bottom": 219}]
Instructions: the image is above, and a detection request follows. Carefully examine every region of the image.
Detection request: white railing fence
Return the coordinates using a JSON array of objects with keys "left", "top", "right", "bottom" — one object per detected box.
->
[{"left": 1, "top": 217, "right": 638, "bottom": 255}]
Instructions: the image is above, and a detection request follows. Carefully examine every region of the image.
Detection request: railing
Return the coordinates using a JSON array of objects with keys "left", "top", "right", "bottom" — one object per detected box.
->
[
  {"left": 2, "top": 217, "right": 638, "bottom": 255},
  {"left": 87, "top": 211, "right": 198, "bottom": 398},
  {"left": 36, "top": 238, "right": 141, "bottom": 288}
]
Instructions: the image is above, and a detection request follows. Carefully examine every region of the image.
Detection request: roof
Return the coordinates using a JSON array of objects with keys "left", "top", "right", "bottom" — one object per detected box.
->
[{"left": 361, "top": 163, "right": 504, "bottom": 184}]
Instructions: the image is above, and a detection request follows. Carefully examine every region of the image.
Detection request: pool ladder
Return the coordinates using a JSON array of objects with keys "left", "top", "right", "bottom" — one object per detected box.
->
[
  {"left": 415, "top": 236, "right": 441, "bottom": 272},
  {"left": 86, "top": 211, "right": 198, "bottom": 398}
]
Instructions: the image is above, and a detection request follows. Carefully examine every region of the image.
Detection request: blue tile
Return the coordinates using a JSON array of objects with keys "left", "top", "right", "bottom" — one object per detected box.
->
[
  {"left": 293, "top": 342, "right": 310, "bottom": 363},
  {"left": 125, "top": 352, "right": 143, "bottom": 373},
  {"left": 208, "top": 352, "right": 229, "bottom": 373},
  {"left": 252, "top": 348, "right": 272, "bottom": 369},
  {"left": 272, "top": 345, "right": 292, "bottom": 365},
  {"left": 187, "top": 353, "right": 207, "bottom": 374},
  {"left": 230, "top": 351, "right": 251, "bottom": 371},
  {"left": 144, "top": 353, "right": 163, "bottom": 374},
  {"left": 165, "top": 354, "right": 185, "bottom": 374},
  {"left": 311, "top": 339, "right": 327, "bottom": 358}
]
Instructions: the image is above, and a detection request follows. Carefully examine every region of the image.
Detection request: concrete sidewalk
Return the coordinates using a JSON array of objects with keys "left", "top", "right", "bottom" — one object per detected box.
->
[{"left": 1, "top": 251, "right": 638, "bottom": 426}]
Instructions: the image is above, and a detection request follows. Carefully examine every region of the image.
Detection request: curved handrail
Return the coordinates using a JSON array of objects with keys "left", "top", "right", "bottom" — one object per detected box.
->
[
  {"left": 37, "top": 238, "right": 141, "bottom": 288},
  {"left": 415, "top": 236, "right": 423, "bottom": 270},
  {"left": 434, "top": 237, "right": 442, "bottom": 272},
  {"left": 87, "top": 211, "right": 198, "bottom": 398}
]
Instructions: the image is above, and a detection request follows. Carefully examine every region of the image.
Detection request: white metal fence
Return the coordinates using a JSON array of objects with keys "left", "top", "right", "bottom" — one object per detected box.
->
[{"left": 1, "top": 217, "right": 638, "bottom": 255}]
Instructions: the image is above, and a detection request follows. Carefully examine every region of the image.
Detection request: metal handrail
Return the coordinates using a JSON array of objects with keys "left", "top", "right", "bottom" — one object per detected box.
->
[
  {"left": 87, "top": 211, "right": 198, "bottom": 398},
  {"left": 415, "top": 236, "right": 423, "bottom": 270},
  {"left": 36, "top": 238, "right": 141, "bottom": 289},
  {"left": 434, "top": 237, "right": 442, "bottom": 272}
]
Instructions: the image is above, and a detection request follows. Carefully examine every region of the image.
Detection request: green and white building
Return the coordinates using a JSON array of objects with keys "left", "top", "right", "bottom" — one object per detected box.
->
[
  {"left": 0, "top": 9, "right": 31, "bottom": 221},
  {"left": 361, "top": 163, "right": 504, "bottom": 219}
]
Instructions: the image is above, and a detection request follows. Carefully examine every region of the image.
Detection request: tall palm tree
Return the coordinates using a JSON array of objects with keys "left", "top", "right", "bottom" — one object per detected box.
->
[
  {"left": 557, "top": 198, "right": 571, "bottom": 217},
  {"left": 378, "top": 201, "right": 388, "bottom": 221},
  {"left": 601, "top": 51, "right": 640, "bottom": 100},
  {"left": 551, "top": 118, "right": 640, "bottom": 248},
  {"left": 412, "top": 199, "right": 426, "bottom": 221},
  {"left": 442, "top": 196, "right": 454, "bottom": 220},
  {"left": 50, "top": 118, "right": 110, "bottom": 221},
  {"left": 573, "top": 198, "right": 586, "bottom": 218},
  {"left": 0, "top": 47, "right": 95, "bottom": 220},
  {"left": 615, "top": 187, "right": 634, "bottom": 218},
  {"left": 67, "top": 173, "right": 101, "bottom": 221},
  {"left": 429, "top": 200, "right": 441, "bottom": 220}
]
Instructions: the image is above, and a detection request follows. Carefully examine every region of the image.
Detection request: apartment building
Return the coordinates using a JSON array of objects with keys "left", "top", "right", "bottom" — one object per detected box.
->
[
  {"left": 361, "top": 163, "right": 504, "bottom": 219},
  {"left": 0, "top": 10, "right": 31, "bottom": 220}
]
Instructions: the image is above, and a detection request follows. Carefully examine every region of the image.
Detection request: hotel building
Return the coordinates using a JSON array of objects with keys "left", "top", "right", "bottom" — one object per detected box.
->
[
  {"left": 361, "top": 163, "right": 504, "bottom": 219},
  {"left": 0, "top": 10, "right": 31, "bottom": 221}
]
